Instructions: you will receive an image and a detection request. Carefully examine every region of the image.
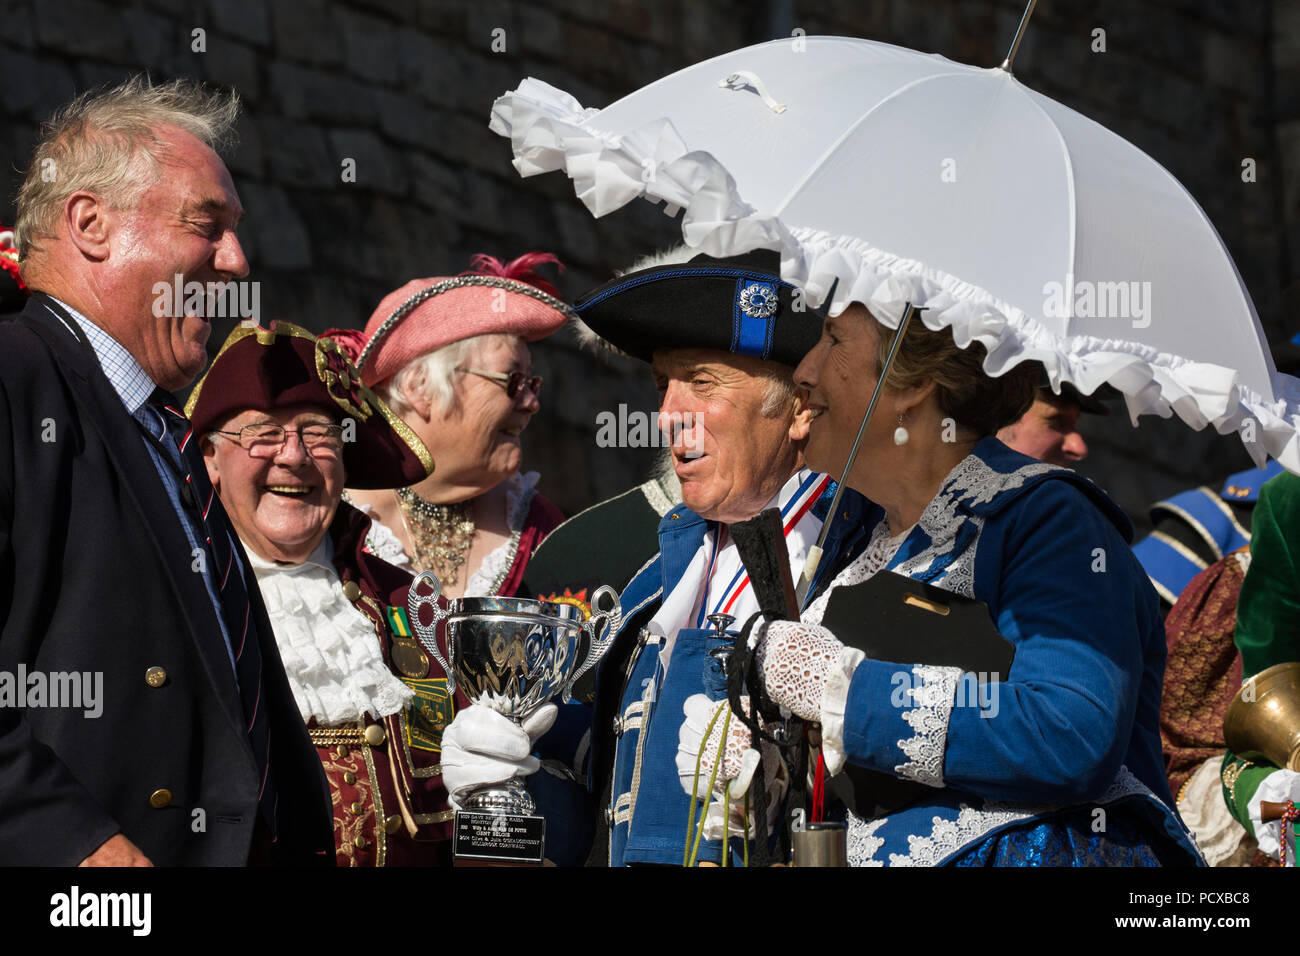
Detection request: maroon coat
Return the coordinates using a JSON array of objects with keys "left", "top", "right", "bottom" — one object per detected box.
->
[{"left": 313, "top": 502, "right": 469, "bottom": 867}]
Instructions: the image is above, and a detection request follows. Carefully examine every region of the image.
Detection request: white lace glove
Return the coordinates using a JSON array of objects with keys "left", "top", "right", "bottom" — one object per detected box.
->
[
  {"left": 676, "top": 694, "right": 787, "bottom": 840},
  {"left": 440, "top": 703, "right": 558, "bottom": 810},
  {"left": 756, "top": 621, "right": 846, "bottom": 721}
]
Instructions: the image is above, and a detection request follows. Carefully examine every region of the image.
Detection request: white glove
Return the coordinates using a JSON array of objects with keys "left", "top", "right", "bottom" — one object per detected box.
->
[
  {"left": 1249, "top": 768, "right": 1300, "bottom": 862},
  {"left": 440, "top": 703, "right": 557, "bottom": 810},
  {"left": 757, "top": 621, "right": 845, "bottom": 721},
  {"left": 676, "top": 694, "right": 787, "bottom": 840}
]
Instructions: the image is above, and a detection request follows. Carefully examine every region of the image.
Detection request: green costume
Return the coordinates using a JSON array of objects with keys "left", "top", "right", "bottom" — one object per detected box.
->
[{"left": 1222, "top": 470, "right": 1300, "bottom": 857}]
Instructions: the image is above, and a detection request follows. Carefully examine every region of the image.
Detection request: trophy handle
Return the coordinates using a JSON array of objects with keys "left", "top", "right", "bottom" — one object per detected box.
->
[
  {"left": 563, "top": 586, "right": 622, "bottom": 703},
  {"left": 407, "top": 571, "right": 454, "bottom": 695}
]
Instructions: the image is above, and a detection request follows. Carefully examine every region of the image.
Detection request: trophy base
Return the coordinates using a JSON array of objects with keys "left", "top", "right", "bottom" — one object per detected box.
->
[
  {"left": 452, "top": 781, "right": 545, "bottom": 864},
  {"left": 452, "top": 810, "right": 547, "bottom": 865}
]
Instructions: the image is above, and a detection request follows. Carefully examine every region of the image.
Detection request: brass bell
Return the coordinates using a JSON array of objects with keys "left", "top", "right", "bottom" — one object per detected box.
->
[{"left": 1224, "top": 661, "right": 1300, "bottom": 771}]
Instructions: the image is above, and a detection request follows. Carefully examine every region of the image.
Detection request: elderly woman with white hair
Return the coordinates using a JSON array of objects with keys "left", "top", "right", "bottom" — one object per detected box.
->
[{"left": 335, "top": 253, "right": 569, "bottom": 600}]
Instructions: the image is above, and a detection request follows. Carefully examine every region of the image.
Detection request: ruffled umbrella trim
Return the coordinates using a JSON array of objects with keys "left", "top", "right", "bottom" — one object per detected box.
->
[{"left": 490, "top": 78, "right": 1300, "bottom": 473}]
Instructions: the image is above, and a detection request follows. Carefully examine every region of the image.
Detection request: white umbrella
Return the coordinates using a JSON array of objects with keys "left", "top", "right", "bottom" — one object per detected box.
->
[{"left": 490, "top": 34, "right": 1300, "bottom": 474}]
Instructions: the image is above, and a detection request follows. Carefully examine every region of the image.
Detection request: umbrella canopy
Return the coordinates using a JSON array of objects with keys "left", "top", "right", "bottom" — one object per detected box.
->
[{"left": 491, "top": 36, "right": 1300, "bottom": 472}]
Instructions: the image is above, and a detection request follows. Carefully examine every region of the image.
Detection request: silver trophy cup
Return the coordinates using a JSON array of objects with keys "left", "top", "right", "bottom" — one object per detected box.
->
[{"left": 407, "top": 571, "right": 621, "bottom": 816}]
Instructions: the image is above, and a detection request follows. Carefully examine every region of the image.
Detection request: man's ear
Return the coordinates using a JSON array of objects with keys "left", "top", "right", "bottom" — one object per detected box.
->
[
  {"left": 788, "top": 391, "right": 812, "bottom": 443},
  {"left": 64, "top": 191, "right": 112, "bottom": 262},
  {"left": 201, "top": 435, "right": 221, "bottom": 491}
]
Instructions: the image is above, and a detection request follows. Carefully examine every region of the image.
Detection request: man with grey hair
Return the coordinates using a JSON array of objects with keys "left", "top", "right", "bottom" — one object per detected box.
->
[
  {"left": 439, "top": 248, "right": 870, "bottom": 865},
  {"left": 0, "top": 76, "right": 332, "bottom": 865}
]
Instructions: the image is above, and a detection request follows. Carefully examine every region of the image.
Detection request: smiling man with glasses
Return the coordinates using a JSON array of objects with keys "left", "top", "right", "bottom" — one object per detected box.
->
[{"left": 211, "top": 421, "right": 348, "bottom": 457}]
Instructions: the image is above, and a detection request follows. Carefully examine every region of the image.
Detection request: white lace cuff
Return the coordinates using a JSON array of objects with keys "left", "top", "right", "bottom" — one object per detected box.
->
[
  {"left": 894, "top": 664, "right": 961, "bottom": 788},
  {"left": 819, "top": 646, "right": 867, "bottom": 777},
  {"left": 1248, "top": 768, "right": 1300, "bottom": 862}
]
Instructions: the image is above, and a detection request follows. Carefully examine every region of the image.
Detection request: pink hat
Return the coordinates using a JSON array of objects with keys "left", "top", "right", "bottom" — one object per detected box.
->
[{"left": 354, "top": 252, "right": 573, "bottom": 387}]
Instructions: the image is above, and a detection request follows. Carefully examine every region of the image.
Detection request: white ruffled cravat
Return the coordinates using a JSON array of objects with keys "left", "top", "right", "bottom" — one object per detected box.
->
[{"left": 247, "top": 539, "right": 414, "bottom": 727}]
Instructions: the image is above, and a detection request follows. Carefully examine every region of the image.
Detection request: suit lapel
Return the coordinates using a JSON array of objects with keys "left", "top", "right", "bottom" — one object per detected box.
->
[{"left": 20, "top": 300, "right": 243, "bottom": 729}]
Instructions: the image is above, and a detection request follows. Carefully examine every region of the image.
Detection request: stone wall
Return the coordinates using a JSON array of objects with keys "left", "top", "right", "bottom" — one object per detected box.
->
[{"left": 1, "top": 0, "right": 1295, "bottom": 525}]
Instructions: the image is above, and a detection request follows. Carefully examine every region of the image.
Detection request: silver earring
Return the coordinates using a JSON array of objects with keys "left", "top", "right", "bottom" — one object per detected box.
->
[{"left": 893, "top": 413, "right": 909, "bottom": 446}]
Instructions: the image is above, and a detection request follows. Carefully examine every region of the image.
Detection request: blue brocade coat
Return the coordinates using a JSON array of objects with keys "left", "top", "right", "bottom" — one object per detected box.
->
[
  {"left": 813, "top": 438, "right": 1202, "bottom": 866},
  {"left": 583, "top": 484, "right": 869, "bottom": 866}
]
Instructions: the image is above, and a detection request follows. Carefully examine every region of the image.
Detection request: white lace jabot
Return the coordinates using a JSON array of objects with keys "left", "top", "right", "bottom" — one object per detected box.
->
[{"left": 247, "top": 539, "right": 414, "bottom": 727}]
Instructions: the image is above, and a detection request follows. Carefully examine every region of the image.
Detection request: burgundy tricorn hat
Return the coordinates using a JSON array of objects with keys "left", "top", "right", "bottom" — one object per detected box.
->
[{"left": 185, "top": 321, "right": 433, "bottom": 489}]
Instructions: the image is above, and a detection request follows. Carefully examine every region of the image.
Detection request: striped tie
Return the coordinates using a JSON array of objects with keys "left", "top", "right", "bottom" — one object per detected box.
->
[{"left": 141, "top": 389, "right": 278, "bottom": 840}]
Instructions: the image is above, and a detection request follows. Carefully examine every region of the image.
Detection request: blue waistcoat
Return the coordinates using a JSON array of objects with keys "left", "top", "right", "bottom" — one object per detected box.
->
[{"left": 593, "top": 485, "right": 869, "bottom": 866}]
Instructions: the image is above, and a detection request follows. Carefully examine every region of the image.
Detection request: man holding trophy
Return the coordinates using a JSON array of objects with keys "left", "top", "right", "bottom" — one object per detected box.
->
[{"left": 438, "top": 247, "right": 869, "bottom": 865}]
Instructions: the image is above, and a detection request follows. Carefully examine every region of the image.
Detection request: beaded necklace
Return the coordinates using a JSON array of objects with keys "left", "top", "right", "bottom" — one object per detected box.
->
[{"left": 394, "top": 488, "right": 476, "bottom": 587}]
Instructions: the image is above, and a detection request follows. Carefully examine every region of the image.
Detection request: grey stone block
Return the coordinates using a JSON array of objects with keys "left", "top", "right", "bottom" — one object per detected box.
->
[
  {"left": 259, "top": 113, "right": 338, "bottom": 188},
  {"left": 1277, "top": 0, "right": 1300, "bottom": 69},
  {"left": 373, "top": 87, "right": 442, "bottom": 151},
  {"left": 432, "top": 110, "right": 510, "bottom": 172},
  {"left": 1275, "top": 66, "right": 1300, "bottom": 122},
  {"left": 1277, "top": 119, "right": 1300, "bottom": 219},
  {"left": 35, "top": 0, "right": 129, "bottom": 61},
  {"left": 240, "top": 181, "right": 313, "bottom": 270},
  {"left": 0, "top": 43, "right": 48, "bottom": 114},
  {"left": 202, "top": 36, "right": 261, "bottom": 103},
  {"left": 0, "top": 0, "right": 36, "bottom": 49},
  {"left": 210, "top": 0, "right": 271, "bottom": 48},
  {"left": 339, "top": 7, "right": 400, "bottom": 86},
  {"left": 118, "top": 6, "right": 179, "bottom": 74},
  {"left": 269, "top": 0, "right": 343, "bottom": 66},
  {"left": 406, "top": 150, "right": 462, "bottom": 212},
  {"left": 226, "top": 110, "right": 265, "bottom": 178},
  {"left": 1204, "top": 28, "right": 1264, "bottom": 97},
  {"left": 328, "top": 126, "right": 410, "bottom": 196},
  {"left": 450, "top": 47, "right": 531, "bottom": 116},
  {"left": 267, "top": 60, "right": 377, "bottom": 125},
  {"left": 517, "top": 6, "right": 566, "bottom": 57},
  {"left": 397, "top": 30, "right": 457, "bottom": 105}
]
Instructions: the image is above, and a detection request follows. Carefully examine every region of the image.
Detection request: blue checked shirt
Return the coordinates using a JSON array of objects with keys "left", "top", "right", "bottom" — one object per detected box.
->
[{"left": 45, "top": 298, "right": 239, "bottom": 675}]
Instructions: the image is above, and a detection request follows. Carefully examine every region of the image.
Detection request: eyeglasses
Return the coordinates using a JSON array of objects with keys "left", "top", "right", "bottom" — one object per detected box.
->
[
  {"left": 457, "top": 367, "right": 543, "bottom": 399},
  {"left": 211, "top": 423, "right": 345, "bottom": 459}
]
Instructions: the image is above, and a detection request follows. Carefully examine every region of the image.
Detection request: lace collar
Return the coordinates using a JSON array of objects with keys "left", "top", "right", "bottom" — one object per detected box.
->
[{"left": 247, "top": 538, "right": 414, "bottom": 726}]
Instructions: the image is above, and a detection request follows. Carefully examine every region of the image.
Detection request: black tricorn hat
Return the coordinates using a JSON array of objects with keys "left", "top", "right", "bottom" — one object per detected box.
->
[{"left": 574, "top": 250, "right": 826, "bottom": 368}]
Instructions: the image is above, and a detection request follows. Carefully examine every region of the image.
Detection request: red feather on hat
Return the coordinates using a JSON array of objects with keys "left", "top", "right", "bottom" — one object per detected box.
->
[{"left": 463, "top": 251, "right": 564, "bottom": 300}]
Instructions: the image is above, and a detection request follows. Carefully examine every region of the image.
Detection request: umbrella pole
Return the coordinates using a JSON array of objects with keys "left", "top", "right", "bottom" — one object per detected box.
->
[
  {"left": 999, "top": 0, "right": 1039, "bottom": 73},
  {"left": 795, "top": 304, "right": 916, "bottom": 606}
]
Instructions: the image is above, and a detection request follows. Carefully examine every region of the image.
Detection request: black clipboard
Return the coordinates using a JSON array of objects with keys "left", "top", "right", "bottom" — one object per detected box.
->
[{"left": 817, "top": 570, "right": 1014, "bottom": 817}]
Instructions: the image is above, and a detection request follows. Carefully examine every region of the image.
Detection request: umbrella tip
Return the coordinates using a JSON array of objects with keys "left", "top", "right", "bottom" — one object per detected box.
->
[{"left": 1000, "top": 0, "right": 1038, "bottom": 73}]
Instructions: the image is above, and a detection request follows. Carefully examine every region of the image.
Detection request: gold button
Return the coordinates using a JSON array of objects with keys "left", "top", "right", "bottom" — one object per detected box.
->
[
  {"left": 354, "top": 835, "right": 367, "bottom": 849},
  {"left": 342, "top": 580, "right": 362, "bottom": 601},
  {"left": 149, "top": 788, "right": 172, "bottom": 809},
  {"left": 364, "top": 724, "right": 386, "bottom": 746},
  {"left": 350, "top": 801, "right": 364, "bottom": 815},
  {"left": 335, "top": 744, "right": 349, "bottom": 758},
  {"left": 670, "top": 514, "right": 680, "bottom": 520},
  {"left": 385, "top": 814, "right": 402, "bottom": 835},
  {"left": 145, "top": 666, "right": 167, "bottom": 688},
  {"left": 343, "top": 771, "right": 356, "bottom": 785}
]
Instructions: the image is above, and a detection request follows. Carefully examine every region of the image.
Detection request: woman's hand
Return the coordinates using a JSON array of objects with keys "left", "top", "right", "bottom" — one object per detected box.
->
[{"left": 757, "top": 620, "right": 846, "bottom": 721}]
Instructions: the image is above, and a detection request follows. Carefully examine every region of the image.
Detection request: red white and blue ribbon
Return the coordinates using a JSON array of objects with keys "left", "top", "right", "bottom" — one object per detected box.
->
[{"left": 696, "top": 471, "right": 831, "bottom": 627}]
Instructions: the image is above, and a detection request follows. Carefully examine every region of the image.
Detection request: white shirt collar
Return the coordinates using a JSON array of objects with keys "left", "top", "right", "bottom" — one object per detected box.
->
[{"left": 45, "top": 297, "right": 156, "bottom": 414}]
